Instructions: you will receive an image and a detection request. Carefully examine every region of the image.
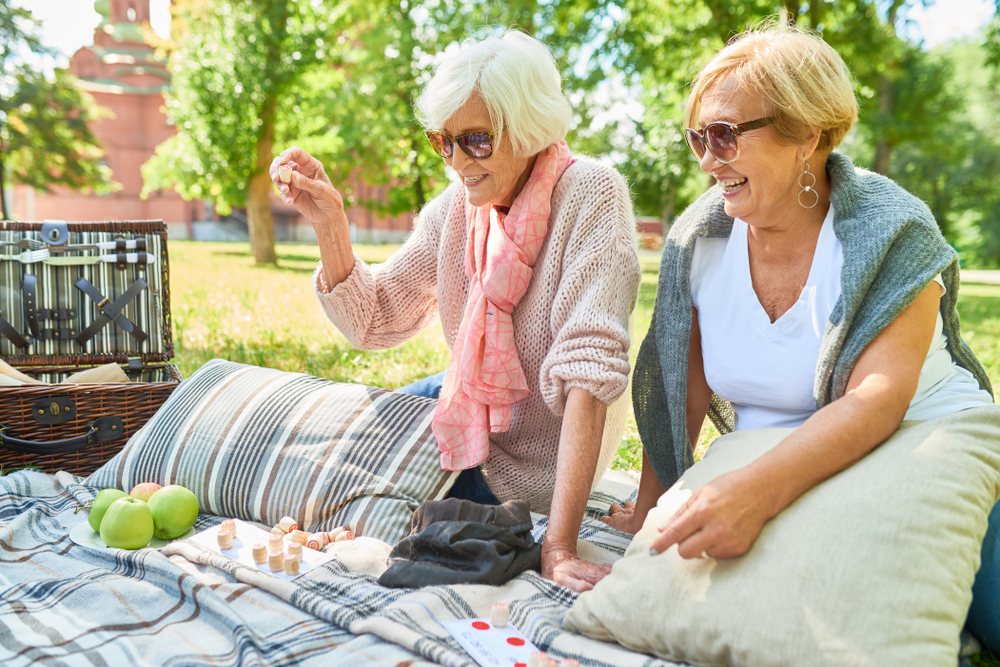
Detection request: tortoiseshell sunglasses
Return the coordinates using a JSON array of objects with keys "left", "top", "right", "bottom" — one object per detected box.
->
[
  {"left": 684, "top": 117, "right": 775, "bottom": 164},
  {"left": 424, "top": 130, "right": 495, "bottom": 160}
]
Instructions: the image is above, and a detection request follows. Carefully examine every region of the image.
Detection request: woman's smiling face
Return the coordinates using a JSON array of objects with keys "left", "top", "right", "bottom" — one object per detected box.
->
[
  {"left": 440, "top": 95, "right": 536, "bottom": 208},
  {"left": 696, "top": 76, "right": 811, "bottom": 228}
]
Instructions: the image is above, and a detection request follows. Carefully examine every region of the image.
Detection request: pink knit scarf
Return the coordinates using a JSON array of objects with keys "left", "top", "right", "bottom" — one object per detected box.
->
[{"left": 432, "top": 141, "right": 573, "bottom": 470}]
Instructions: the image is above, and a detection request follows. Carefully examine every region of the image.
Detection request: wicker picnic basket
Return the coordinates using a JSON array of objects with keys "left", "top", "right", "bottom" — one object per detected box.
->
[{"left": 0, "top": 220, "right": 181, "bottom": 476}]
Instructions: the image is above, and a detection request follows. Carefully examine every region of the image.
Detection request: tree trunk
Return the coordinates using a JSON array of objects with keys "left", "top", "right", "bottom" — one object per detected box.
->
[
  {"left": 0, "top": 147, "right": 8, "bottom": 220},
  {"left": 809, "top": 0, "right": 824, "bottom": 28},
  {"left": 247, "top": 92, "right": 278, "bottom": 265},
  {"left": 873, "top": 0, "right": 905, "bottom": 176},
  {"left": 411, "top": 137, "right": 425, "bottom": 210}
]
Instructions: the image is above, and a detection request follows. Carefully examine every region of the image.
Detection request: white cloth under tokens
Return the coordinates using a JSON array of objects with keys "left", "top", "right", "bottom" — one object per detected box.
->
[{"left": 491, "top": 602, "right": 509, "bottom": 628}]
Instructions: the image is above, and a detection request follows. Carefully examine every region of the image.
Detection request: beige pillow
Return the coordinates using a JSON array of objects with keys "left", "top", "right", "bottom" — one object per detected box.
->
[{"left": 564, "top": 406, "right": 1000, "bottom": 667}]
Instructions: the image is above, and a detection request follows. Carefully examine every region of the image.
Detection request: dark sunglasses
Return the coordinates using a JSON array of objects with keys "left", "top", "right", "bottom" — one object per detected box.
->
[
  {"left": 424, "top": 130, "right": 495, "bottom": 160},
  {"left": 684, "top": 117, "right": 775, "bottom": 164}
]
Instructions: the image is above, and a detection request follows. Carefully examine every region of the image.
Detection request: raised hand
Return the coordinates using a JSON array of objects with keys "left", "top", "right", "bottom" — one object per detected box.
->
[{"left": 269, "top": 146, "right": 343, "bottom": 225}]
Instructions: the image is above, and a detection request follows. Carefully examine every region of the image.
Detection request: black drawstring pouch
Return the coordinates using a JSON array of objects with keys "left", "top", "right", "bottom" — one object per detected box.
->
[{"left": 377, "top": 497, "right": 542, "bottom": 588}]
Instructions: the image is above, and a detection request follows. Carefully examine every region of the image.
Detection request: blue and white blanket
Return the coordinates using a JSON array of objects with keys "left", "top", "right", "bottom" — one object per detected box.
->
[{"left": 0, "top": 469, "right": 680, "bottom": 667}]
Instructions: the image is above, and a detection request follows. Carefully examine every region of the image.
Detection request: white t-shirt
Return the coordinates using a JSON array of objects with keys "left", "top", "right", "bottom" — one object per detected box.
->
[{"left": 690, "top": 206, "right": 992, "bottom": 431}]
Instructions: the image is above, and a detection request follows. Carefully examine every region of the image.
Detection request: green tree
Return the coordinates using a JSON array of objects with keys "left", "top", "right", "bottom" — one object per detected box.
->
[
  {"left": 143, "top": 0, "right": 333, "bottom": 264},
  {"left": 289, "top": 1, "right": 445, "bottom": 217},
  {"left": 0, "top": 1, "right": 112, "bottom": 220}
]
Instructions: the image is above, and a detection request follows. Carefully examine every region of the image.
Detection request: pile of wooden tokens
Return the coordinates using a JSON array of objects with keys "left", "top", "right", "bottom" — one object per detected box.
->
[{"left": 235, "top": 516, "right": 356, "bottom": 576}]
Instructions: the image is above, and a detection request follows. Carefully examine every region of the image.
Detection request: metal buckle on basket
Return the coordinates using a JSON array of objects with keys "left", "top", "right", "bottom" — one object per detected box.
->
[{"left": 97, "top": 297, "right": 111, "bottom": 310}]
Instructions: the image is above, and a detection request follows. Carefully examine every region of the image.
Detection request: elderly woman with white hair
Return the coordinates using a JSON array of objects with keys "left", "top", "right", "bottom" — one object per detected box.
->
[{"left": 270, "top": 30, "right": 641, "bottom": 591}]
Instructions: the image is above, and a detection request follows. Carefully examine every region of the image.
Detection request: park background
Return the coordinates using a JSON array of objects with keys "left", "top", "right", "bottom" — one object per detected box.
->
[
  {"left": 4, "top": 0, "right": 999, "bottom": 470},
  {"left": 4, "top": 0, "right": 999, "bottom": 467},
  {"left": 4, "top": 1, "right": 1000, "bottom": 660}
]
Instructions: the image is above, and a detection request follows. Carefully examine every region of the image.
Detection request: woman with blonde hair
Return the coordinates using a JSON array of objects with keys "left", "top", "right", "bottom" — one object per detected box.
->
[
  {"left": 606, "top": 23, "right": 999, "bottom": 642},
  {"left": 273, "top": 30, "right": 641, "bottom": 592}
]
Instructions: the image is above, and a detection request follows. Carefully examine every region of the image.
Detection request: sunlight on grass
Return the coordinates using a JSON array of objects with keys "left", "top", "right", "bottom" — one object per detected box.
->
[{"left": 170, "top": 242, "right": 1000, "bottom": 478}]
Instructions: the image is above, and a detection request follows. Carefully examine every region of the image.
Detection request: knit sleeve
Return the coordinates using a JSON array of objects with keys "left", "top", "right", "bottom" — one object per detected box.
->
[
  {"left": 313, "top": 188, "right": 453, "bottom": 350},
  {"left": 539, "top": 167, "right": 641, "bottom": 415}
]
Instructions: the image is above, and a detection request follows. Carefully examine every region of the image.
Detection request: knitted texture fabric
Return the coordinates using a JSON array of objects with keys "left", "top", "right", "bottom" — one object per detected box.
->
[
  {"left": 433, "top": 141, "right": 573, "bottom": 471},
  {"left": 633, "top": 151, "right": 994, "bottom": 489},
  {"left": 315, "top": 157, "right": 641, "bottom": 513}
]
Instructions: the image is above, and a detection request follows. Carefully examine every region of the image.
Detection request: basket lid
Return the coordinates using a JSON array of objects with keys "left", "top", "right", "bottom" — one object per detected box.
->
[{"left": 0, "top": 220, "right": 174, "bottom": 367}]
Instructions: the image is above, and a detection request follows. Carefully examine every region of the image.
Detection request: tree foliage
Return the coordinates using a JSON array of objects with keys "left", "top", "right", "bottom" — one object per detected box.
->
[
  {"left": 142, "top": 0, "right": 336, "bottom": 264},
  {"left": 0, "top": 0, "right": 112, "bottom": 219},
  {"left": 141, "top": 0, "right": 999, "bottom": 266}
]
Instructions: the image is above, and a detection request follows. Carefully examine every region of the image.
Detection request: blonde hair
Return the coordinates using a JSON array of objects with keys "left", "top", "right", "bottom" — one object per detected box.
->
[
  {"left": 684, "top": 22, "right": 858, "bottom": 153},
  {"left": 415, "top": 29, "right": 572, "bottom": 157}
]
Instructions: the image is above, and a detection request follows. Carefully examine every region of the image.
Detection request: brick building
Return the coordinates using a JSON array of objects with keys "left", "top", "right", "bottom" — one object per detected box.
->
[{"left": 7, "top": 0, "right": 414, "bottom": 244}]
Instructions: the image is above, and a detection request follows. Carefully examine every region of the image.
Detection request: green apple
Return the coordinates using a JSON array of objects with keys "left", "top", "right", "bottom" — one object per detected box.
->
[
  {"left": 147, "top": 484, "right": 199, "bottom": 540},
  {"left": 130, "top": 482, "right": 162, "bottom": 503},
  {"left": 88, "top": 488, "right": 128, "bottom": 533},
  {"left": 100, "top": 496, "right": 154, "bottom": 550}
]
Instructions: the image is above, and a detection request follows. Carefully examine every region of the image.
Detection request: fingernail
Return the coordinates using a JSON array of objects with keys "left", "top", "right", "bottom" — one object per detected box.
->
[
  {"left": 658, "top": 521, "right": 670, "bottom": 531},
  {"left": 648, "top": 548, "right": 658, "bottom": 556}
]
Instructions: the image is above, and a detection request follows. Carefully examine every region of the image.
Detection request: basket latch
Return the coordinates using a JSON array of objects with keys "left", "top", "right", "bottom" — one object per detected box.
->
[
  {"left": 40, "top": 221, "right": 69, "bottom": 246},
  {"left": 31, "top": 397, "right": 77, "bottom": 426}
]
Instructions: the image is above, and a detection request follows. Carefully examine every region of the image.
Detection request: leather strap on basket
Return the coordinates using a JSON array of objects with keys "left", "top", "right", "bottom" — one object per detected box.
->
[
  {"left": 22, "top": 274, "right": 40, "bottom": 340},
  {"left": 0, "top": 307, "right": 30, "bottom": 348},
  {"left": 75, "top": 278, "right": 149, "bottom": 346}
]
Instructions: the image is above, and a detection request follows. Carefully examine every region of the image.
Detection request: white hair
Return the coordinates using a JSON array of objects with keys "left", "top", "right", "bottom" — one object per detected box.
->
[{"left": 415, "top": 30, "right": 572, "bottom": 158}]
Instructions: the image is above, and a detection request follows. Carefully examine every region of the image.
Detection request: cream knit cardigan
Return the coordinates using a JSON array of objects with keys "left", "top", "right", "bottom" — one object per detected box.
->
[{"left": 314, "top": 157, "right": 641, "bottom": 512}]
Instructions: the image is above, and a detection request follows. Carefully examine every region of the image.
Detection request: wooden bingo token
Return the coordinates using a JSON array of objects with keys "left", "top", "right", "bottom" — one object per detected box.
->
[
  {"left": 268, "top": 534, "right": 284, "bottom": 552},
  {"left": 283, "top": 554, "right": 300, "bottom": 575},
  {"left": 286, "top": 542, "right": 303, "bottom": 561},
  {"left": 251, "top": 543, "right": 267, "bottom": 565},
  {"left": 217, "top": 529, "right": 233, "bottom": 550},
  {"left": 289, "top": 530, "right": 309, "bottom": 545},
  {"left": 278, "top": 516, "right": 298, "bottom": 533},
  {"left": 491, "top": 602, "right": 509, "bottom": 628},
  {"left": 268, "top": 550, "right": 284, "bottom": 572}
]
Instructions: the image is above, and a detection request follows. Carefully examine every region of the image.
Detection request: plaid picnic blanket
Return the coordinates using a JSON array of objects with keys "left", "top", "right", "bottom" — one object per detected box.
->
[{"left": 1, "top": 469, "right": 682, "bottom": 667}]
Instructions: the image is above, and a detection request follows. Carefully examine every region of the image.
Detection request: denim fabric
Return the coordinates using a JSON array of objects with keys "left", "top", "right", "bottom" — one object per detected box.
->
[
  {"left": 396, "top": 371, "right": 447, "bottom": 400},
  {"left": 969, "top": 501, "right": 1000, "bottom": 650},
  {"left": 396, "top": 371, "right": 500, "bottom": 506},
  {"left": 444, "top": 467, "right": 501, "bottom": 506}
]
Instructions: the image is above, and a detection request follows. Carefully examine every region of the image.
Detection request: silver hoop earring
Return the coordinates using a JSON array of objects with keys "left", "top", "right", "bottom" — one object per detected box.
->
[{"left": 798, "top": 160, "right": 818, "bottom": 209}]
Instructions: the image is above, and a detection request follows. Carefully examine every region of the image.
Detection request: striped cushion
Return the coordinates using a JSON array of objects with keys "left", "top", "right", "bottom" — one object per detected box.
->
[{"left": 86, "top": 359, "right": 458, "bottom": 544}]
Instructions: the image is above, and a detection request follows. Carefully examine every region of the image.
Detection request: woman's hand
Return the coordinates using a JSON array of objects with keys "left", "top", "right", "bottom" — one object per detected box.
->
[
  {"left": 271, "top": 146, "right": 355, "bottom": 289},
  {"left": 600, "top": 500, "right": 645, "bottom": 534},
  {"left": 541, "top": 546, "right": 612, "bottom": 593},
  {"left": 649, "top": 467, "right": 773, "bottom": 560},
  {"left": 269, "top": 146, "right": 343, "bottom": 224}
]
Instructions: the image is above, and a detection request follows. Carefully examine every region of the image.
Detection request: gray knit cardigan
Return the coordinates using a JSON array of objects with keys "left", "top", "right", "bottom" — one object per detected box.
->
[{"left": 633, "top": 151, "right": 994, "bottom": 488}]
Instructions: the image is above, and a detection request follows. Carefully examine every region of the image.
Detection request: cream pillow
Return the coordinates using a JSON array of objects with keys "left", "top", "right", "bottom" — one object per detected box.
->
[{"left": 564, "top": 406, "right": 1000, "bottom": 667}]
